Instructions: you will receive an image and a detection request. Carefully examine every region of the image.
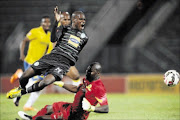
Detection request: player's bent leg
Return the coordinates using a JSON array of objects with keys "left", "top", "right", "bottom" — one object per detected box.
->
[
  {"left": 66, "top": 66, "right": 81, "bottom": 86},
  {"left": 19, "top": 67, "right": 37, "bottom": 89},
  {"left": 39, "top": 74, "right": 56, "bottom": 88},
  {"left": 46, "top": 105, "right": 53, "bottom": 114},
  {"left": 10, "top": 69, "right": 23, "bottom": 84},
  {"left": 66, "top": 66, "right": 80, "bottom": 80},
  {"left": 32, "top": 105, "right": 51, "bottom": 120},
  {"left": 6, "top": 67, "right": 37, "bottom": 99},
  {"left": 26, "top": 74, "right": 56, "bottom": 93},
  {"left": 13, "top": 97, "right": 21, "bottom": 106}
]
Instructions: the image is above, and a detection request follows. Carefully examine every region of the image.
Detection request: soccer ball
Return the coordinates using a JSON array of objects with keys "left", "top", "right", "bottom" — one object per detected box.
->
[{"left": 164, "top": 70, "right": 179, "bottom": 86}]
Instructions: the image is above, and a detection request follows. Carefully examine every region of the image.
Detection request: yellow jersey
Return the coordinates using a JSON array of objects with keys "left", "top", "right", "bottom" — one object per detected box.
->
[{"left": 25, "top": 26, "right": 53, "bottom": 64}]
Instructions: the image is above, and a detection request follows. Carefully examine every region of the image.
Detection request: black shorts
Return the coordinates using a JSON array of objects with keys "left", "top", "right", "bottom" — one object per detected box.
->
[{"left": 31, "top": 53, "right": 72, "bottom": 81}]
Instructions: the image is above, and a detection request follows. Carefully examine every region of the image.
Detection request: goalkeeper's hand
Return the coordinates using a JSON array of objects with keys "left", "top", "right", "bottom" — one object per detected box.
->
[
  {"left": 82, "top": 98, "right": 95, "bottom": 112},
  {"left": 53, "top": 81, "right": 64, "bottom": 87}
]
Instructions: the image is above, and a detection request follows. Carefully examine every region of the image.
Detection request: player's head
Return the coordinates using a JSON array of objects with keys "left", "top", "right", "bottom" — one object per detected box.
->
[
  {"left": 86, "top": 62, "right": 102, "bottom": 82},
  {"left": 60, "top": 12, "right": 71, "bottom": 27},
  {"left": 41, "top": 16, "right": 51, "bottom": 31},
  {"left": 72, "top": 11, "right": 86, "bottom": 31}
]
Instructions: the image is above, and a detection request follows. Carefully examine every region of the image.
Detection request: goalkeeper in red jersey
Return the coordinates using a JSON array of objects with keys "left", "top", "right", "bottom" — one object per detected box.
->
[{"left": 18, "top": 62, "right": 109, "bottom": 120}]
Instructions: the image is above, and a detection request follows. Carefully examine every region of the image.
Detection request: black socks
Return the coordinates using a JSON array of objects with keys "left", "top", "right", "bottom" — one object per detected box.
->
[{"left": 26, "top": 81, "right": 45, "bottom": 93}]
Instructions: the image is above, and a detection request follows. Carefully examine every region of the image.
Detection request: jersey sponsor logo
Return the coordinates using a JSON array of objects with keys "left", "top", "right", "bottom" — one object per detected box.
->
[
  {"left": 70, "top": 38, "right": 80, "bottom": 44},
  {"left": 68, "top": 35, "right": 80, "bottom": 48},
  {"left": 34, "top": 62, "right": 39, "bottom": 66}
]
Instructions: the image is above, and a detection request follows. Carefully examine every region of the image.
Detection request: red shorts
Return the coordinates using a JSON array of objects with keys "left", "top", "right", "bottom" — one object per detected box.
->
[{"left": 51, "top": 102, "right": 72, "bottom": 120}]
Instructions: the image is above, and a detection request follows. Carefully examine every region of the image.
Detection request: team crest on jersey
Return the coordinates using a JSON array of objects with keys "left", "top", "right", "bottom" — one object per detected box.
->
[
  {"left": 95, "top": 97, "right": 103, "bottom": 103},
  {"left": 34, "top": 62, "right": 39, "bottom": 66},
  {"left": 80, "top": 33, "right": 86, "bottom": 39},
  {"left": 68, "top": 35, "right": 80, "bottom": 48},
  {"left": 86, "top": 84, "right": 92, "bottom": 91}
]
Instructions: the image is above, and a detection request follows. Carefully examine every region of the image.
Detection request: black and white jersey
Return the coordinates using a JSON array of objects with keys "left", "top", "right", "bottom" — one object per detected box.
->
[{"left": 51, "top": 21, "right": 88, "bottom": 65}]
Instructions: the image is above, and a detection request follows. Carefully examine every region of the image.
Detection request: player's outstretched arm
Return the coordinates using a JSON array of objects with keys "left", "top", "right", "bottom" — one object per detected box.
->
[
  {"left": 20, "top": 37, "right": 30, "bottom": 61},
  {"left": 35, "top": 115, "right": 54, "bottom": 120},
  {"left": 82, "top": 98, "right": 109, "bottom": 113},
  {"left": 54, "top": 81, "right": 78, "bottom": 93},
  {"left": 51, "top": 6, "right": 62, "bottom": 43},
  {"left": 51, "top": 20, "right": 59, "bottom": 43},
  {"left": 54, "top": 6, "right": 61, "bottom": 22},
  {"left": 94, "top": 105, "right": 109, "bottom": 113}
]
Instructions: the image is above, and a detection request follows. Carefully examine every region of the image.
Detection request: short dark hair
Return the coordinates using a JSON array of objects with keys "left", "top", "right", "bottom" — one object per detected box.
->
[
  {"left": 91, "top": 62, "right": 102, "bottom": 73},
  {"left": 72, "top": 11, "right": 84, "bottom": 20},
  {"left": 42, "top": 16, "right": 50, "bottom": 19},
  {"left": 61, "top": 12, "right": 70, "bottom": 18}
]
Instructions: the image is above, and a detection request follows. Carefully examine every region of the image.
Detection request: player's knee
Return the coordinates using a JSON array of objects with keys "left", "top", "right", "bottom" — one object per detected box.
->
[
  {"left": 39, "top": 75, "right": 56, "bottom": 87},
  {"left": 72, "top": 74, "right": 80, "bottom": 80},
  {"left": 44, "top": 79, "right": 53, "bottom": 85},
  {"left": 69, "top": 71, "right": 80, "bottom": 80},
  {"left": 46, "top": 105, "right": 53, "bottom": 113},
  {"left": 39, "top": 80, "right": 50, "bottom": 87}
]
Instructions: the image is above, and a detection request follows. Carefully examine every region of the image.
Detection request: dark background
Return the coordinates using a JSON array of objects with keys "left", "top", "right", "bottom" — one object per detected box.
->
[{"left": 0, "top": 0, "right": 179, "bottom": 74}]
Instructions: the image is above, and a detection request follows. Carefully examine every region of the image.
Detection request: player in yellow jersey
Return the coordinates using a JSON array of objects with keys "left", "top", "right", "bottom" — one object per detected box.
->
[{"left": 11, "top": 16, "right": 53, "bottom": 111}]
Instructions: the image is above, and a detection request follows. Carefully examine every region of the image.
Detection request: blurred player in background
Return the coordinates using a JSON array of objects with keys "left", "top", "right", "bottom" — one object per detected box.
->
[
  {"left": 137, "top": 0, "right": 144, "bottom": 10},
  {"left": 18, "top": 62, "right": 109, "bottom": 120},
  {"left": 7, "top": 6, "right": 88, "bottom": 100},
  {"left": 10, "top": 16, "right": 52, "bottom": 111}
]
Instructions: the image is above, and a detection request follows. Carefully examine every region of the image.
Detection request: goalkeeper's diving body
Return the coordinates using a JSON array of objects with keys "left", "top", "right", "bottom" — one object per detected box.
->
[
  {"left": 18, "top": 62, "right": 109, "bottom": 120},
  {"left": 6, "top": 6, "right": 88, "bottom": 99}
]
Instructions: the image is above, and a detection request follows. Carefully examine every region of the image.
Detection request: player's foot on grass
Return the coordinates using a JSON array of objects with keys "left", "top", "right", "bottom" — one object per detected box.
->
[
  {"left": 13, "top": 97, "right": 21, "bottom": 106},
  {"left": 23, "top": 106, "right": 37, "bottom": 111},
  {"left": 6, "top": 87, "right": 22, "bottom": 99},
  {"left": 10, "top": 69, "right": 23, "bottom": 84},
  {"left": 18, "top": 111, "right": 32, "bottom": 120}
]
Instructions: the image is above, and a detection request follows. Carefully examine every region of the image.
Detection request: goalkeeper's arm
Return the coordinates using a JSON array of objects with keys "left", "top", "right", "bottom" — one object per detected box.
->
[
  {"left": 94, "top": 105, "right": 109, "bottom": 113},
  {"left": 53, "top": 81, "right": 78, "bottom": 93},
  {"left": 82, "top": 98, "right": 109, "bottom": 113}
]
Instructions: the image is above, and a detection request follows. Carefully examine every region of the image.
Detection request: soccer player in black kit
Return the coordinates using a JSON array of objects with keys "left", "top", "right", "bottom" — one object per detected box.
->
[{"left": 7, "top": 6, "right": 88, "bottom": 99}]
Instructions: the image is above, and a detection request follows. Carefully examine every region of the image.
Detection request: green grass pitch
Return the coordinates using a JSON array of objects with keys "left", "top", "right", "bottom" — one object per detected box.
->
[{"left": 0, "top": 93, "right": 179, "bottom": 120}]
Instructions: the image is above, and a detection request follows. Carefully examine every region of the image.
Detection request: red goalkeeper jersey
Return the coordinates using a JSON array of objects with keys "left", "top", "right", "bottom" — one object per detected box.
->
[
  {"left": 69, "top": 78, "right": 108, "bottom": 120},
  {"left": 83, "top": 78, "right": 108, "bottom": 106}
]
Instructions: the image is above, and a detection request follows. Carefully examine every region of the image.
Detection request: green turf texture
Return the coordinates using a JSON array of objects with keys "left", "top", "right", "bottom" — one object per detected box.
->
[{"left": 0, "top": 93, "right": 179, "bottom": 120}]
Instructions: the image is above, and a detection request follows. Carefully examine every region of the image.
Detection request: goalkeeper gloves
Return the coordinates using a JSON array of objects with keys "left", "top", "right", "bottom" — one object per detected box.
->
[
  {"left": 82, "top": 98, "right": 95, "bottom": 112},
  {"left": 53, "top": 81, "right": 64, "bottom": 87}
]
